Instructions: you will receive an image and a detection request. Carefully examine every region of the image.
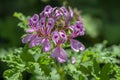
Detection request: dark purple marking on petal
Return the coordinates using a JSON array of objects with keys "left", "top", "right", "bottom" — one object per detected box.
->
[
  {"left": 28, "top": 18, "right": 33, "bottom": 27},
  {"left": 39, "top": 17, "right": 46, "bottom": 28},
  {"left": 60, "top": 7, "right": 68, "bottom": 17},
  {"left": 52, "top": 31, "right": 60, "bottom": 45},
  {"left": 46, "top": 18, "right": 55, "bottom": 29},
  {"left": 44, "top": 5, "right": 53, "bottom": 16},
  {"left": 55, "top": 10, "right": 63, "bottom": 19},
  {"left": 31, "top": 14, "right": 39, "bottom": 23},
  {"left": 54, "top": 36, "right": 58, "bottom": 39},
  {"left": 46, "top": 18, "right": 55, "bottom": 34},
  {"left": 59, "top": 31, "right": 67, "bottom": 43}
]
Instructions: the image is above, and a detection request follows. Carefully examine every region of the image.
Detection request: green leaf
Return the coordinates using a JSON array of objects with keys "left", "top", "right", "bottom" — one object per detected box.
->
[
  {"left": 50, "top": 68, "right": 60, "bottom": 80},
  {"left": 37, "top": 54, "right": 50, "bottom": 65},
  {"left": 114, "top": 65, "right": 120, "bottom": 80},
  {"left": 13, "top": 12, "right": 29, "bottom": 31},
  {"left": 1, "top": 52, "right": 25, "bottom": 68},
  {"left": 93, "top": 59, "right": 100, "bottom": 77},
  {"left": 82, "top": 50, "right": 94, "bottom": 62},
  {"left": 27, "top": 62, "right": 50, "bottom": 80},
  {"left": 20, "top": 52, "right": 35, "bottom": 63},
  {"left": 67, "top": 64, "right": 77, "bottom": 72},
  {"left": 3, "top": 69, "right": 22, "bottom": 80},
  {"left": 100, "top": 63, "right": 112, "bottom": 80},
  {"left": 79, "top": 64, "right": 90, "bottom": 75}
]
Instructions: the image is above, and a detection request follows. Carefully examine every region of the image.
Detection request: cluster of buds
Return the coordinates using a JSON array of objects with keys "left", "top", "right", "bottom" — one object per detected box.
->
[{"left": 22, "top": 5, "right": 85, "bottom": 63}]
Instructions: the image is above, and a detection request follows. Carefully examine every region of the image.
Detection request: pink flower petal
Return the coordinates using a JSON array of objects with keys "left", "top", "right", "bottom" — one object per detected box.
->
[
  {"left": 55, "top": 10, "right": 63, "bottom": 19},
  {"left": 74, "top": 21, "right": 85, "bottom": 36},
  {"left": 59, "top": 31, "right": 67, "bottom": 43},
  {"left": 31, "top": 14, "right": 39, "bottom": 23},
  {"left": 29, "top": 35, "right": 42, "bottom": 48},
  {"left": 75, "top": 21, "right": 83, "bottom": 31},
  {"left": 60, "top": 7, "right": 68, "bottom": 18},
  {"left": 52, "top": 31, "right": 60, "bottom": 45},
  {"left": 46, "top": 18, "right": 55, "bottom": 34},
  {"left": 51, "top": 47, "right": 67, "bottom": 63},
  {"left": 65, "top": 7, "right": 73, "bottom": 26},
  {"left": 44, "top": 5, "right": 53, "bottom": 16},
  {"left": 40, "top": 11, "right": 46, "bottom": 18},
  {"left": 51, "top": 47, "right": 58, "bottom": 58},
  {"left": 70, "top": 39, "right": 85, "bottom": 52},
  {"left": 69, "top": 7, "right": 73, "bottom": 18},
  {"left": 57, "top": 47, "right": 67, "bottom": 63},
  {"left": 26, "top": 29, "right": 35, "bottom": 33},
  {"left": 22, "top": 34, "right": 33, "bottom": 43},
  {"left": 46, "top": 18, "right": 55, "bottom": 29},
  {"left": 28, "top": 18, "right": 33, "bottom": 27},
  {"left": 42, "top": 38, "right": 51, "bottom": 52},
  {"left": 29, "top": 39, "right": 36, "bottom": 48},
  {"left": 39, "top": 17, "right": 46, "bottom": 28}
]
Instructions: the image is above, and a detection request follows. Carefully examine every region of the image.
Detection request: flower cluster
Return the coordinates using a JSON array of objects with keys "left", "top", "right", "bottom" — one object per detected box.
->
[{"left": 22, "top": 5, "right": 85, "bottom": 63}]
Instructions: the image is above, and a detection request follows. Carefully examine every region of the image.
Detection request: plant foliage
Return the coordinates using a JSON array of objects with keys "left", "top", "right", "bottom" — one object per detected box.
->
[{"left": 0, "top": 12, "right": 120, "bottom": 80}]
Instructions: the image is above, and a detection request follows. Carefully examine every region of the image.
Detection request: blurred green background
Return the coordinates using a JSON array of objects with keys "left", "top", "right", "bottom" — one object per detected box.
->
[{"left": 0, "top": 0, "right": 120, "bottom": 79}]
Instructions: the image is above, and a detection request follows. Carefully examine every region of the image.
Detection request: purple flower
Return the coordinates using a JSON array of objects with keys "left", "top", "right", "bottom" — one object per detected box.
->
[
  {"left": 29, "top": 36, "right": 42, "bottom": 48},
  {"left": 60, "top": 7, "right": 68, "bottom": 18},
  {"left": 22, "top": 34, "right": 42, "bottom": 48},
  {"left": 31, "top": 14, "right": 39, "bottom": 23},
  {"left": 54, "top": 10, "right": 63, "bottom": 19},
  {"left": 68, "top": 21, "right": 85, "bottom": 52},
  {"left": 46, "top": 18, "right": 55, "bottom": 34},
  {"left": 22, "top": 5, "right": 85, "bottom": 63},
  {"left": 39, "top": 17, "right": 46, "bottom": 29},
  {"left": 28, "top": 14, "right": 39, "bottom": 30},
  {"left": 52, "top": 30, "right": 67, "bottom": 45},
  {"left": 51, "top": 47, "right": 67, "bottom": 63},
  {"left": 74, "top": 21, "right": 85, "bottom": 36},
  {"left": 51, "top": 31, "right": 68, "bottom": 63},
  {"left": 44, "top": 5, "right": 53, "bottom": 17},
  {"left": 60, "top": 7, "right": 73, "bottom": 27},
  {"left": 52, "top": 31, "right": 60, "bottom": 45},
  {"left": 59, "top": 31, "right": 67, "bottom": 43},
  {"left": 69, "top": 21, "right": 85, "bottom": 38}
]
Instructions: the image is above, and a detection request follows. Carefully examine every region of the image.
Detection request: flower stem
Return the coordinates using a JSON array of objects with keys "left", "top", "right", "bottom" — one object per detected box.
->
[{"left": 54, "top": 61, "right": 66, "bottom": 80}]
